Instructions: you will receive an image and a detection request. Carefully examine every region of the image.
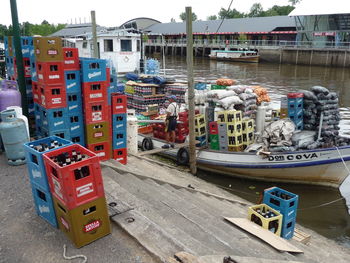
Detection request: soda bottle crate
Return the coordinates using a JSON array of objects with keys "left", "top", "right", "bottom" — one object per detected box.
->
[
  {"left": 53, "top": 196, "right": 111, "bottom": 248},
  {"left": 112, "top": 113, "right": 127, "bottom": 132},
  {"left": 112, "top": 148, "right": 127, "bottom": 165},
  {"left": 218, "top": 123, "right": 227, "bottom": 135},
  {"left": 228, "top": 134, "right": 243, "bottom": 146},
  {"left": 209, "top": 121, "right": 218, "bottom": 135},
  {"left": 67, "top": 112, "right": 85, "bottom": 138},
  {"left": 28, "top": 103, "right": 35, "bottom": 116},
  {"left": 23, "top": 136, "right": 72, "bottom": 191},
  {"left": 41, "top": 127, "right": 71, "bottom": 140},
  {"left": 33, "top": 37, "right": 63, "bottom": 62},
  {"left": 87, "top": 141, "right": 111, "bottom": 161},
  {"left": 43, "top": 144, "right": 105, "bottom": 210},
  {"left": 209, "top": 134, "right": 220, "bottom": 150},
  {"left": 111, "top": 93, "right": 127, "bottom": 114},
  {"left": 248, "top": 204, "right": 282, "bottom": 236},
  {"left": 67, "top": 92, "right": 83, "bottom": 113},
  {"left": 194, "top": 125, "right": 206, "bottom": 137},
  {"left": 30, "top": 181, "right": 58, "bottom": 228},
  {"left": 70, "top": 133, "right": 86, "bottom": 147},
  {"left": 64, "top": 70, "right": 81, "bottom": 94},
  {"left": 281, "top": 217, "right": 296, "bottom": 240},
  {"left": 80, "top": 58, "right": 107, "bottom": 83},
  {"left": 228, "top": 145, "right": 244, "bottom": 152},
  {"left": 63, "top": 48, "right": 79, "bottom": 70},
  {"left": 86, "top": 122, "right": 110, "bottom": 145},
  {"left": 263, "top": 187, "right": 299, "bottom": 222},
  {"left": 32, "top": 81, "right": 40, "bottom": 103},
  {"left": 41, "top": 107, "right": 69, "bottom": 131},
  {"left": 37, "top": 61, "right": 65, "bottom": 85},
  {"left": 216, "top": 111, "right": 226, "bottom": 123},
  {"left": 4, "top": 36, "right": 13, "bottom": 57},
  {"left": 34, "top": 103, "right": 42, "bottom": 125},
  {"left": 23, "top": 57, "right": 31, "bottom": 77},
  {"left": 83, "top": 101, "right": 109, "bottom": 124},
  {"left": 227, "top": 122, "right": 243, "bottom": 136},
  {"left": 30, "top": 54, "right": 38, "bottom": 82},
  {"left": 196, "top": 135, "right": 207, "bottom": 147},
  {"left": 243, "top": 131, "right": 255, "bottom": 147},
  {"left": 39, "top": 83, "right": 67, "bottom": 109},
  {"left": 226, "top": 110, "right": 242, "bottom": 123},
  {"left": 219, "top": 145, "right": 228, "bottom": 151},
  {"left": 242, "top": 119, "right": 255, "bottom": 133},
  {"left": 21, "top": 36, "right": 34, "bottom": 58},
  {"left": 112, "top": 130, "right": 127, "bottom": 150},
  {"left": 82, "top": 81, "right": 108, "bottom": 104},
  {"left": 194, "top": 114, "right": 206, "bottom": 127},
  {"left": 175, "top": 134, "right": 187, "bottom": 143}
]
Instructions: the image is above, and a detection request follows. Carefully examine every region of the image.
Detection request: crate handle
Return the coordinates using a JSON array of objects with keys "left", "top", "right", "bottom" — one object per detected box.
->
[{"left": 83, "top": 205, "right": 96, "bottom": 215}]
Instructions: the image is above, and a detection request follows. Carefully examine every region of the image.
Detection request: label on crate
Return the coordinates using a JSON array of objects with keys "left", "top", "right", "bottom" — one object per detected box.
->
[
  {"left": 69, "top": 105, "right": 78, "bottom": 111},
  {"left": 93, "top": 132, "right": 103, "bottom": 138},
  {"left": 47, "top": 49, "right": 58, "bottom": 55},
  {"left": 65, "top": 60, "right": 75, "bottom": 65},
  {"left": 38, "top": 205, "right": 50, "bottom": 214},
  {"left": 116, "top": 157, "right": 125, "bottom": 162},
  {"left": 90, "top": 93, "right": 103, "bottom": 99},
  {"left": 61, "top": 217, "right": 70, "bottom": 230},
  {"left": 52, "top": 98, "right": 62, "bottom": 104},
  {"left": 116, "top": 141, "right": 124, "bottom": 146},
  {"left": 54, "top": 121, "right": 64, "bottom": 127},
  {"left": 96, "top": 152, "right": 106, "bottom": 157},
  {"left": 88, "top": 71, "right": 102, "bottom": 79},
  {"left": 52, "top": 177, "right": 63, "bottom": 199},
  {"left": 22, "top": 48, "right": 30, "bottom": 55},
  {"left": 67, "top": 83, "right": 76, "bottom": 89},
  {"left": 71, "top": 125, "right": 80, "bottom": 131},
  {"left": 76, "top": 183, "right": 94, "bottom": 197},
  {"left": 115, "top": 105, "right": 124, "bottom": 110},
  {"left": 92, "top": 112, "right": 102, "bottom": 121},
  {"left": 83, "top": 219, "right": 101, "bottom": 233},
  {"left": 115, "top": 124, "right": 124, "bottom": 129},
  {"left": 31, "top": 168, "right": 42, "bottom": 178},
  {"left": 48, "top": 74, "right": 60, "bottom": 80},
  {"left": 38, "top": 74, "right": 43, "bottom": 80}
]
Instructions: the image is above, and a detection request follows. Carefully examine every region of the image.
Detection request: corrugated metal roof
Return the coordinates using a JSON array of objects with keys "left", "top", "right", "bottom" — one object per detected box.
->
[
  {"left": 50, "top": 23, "right": 107, "bottom": 37},
  {"left": 289, "top": 0, "right": 350, "bottom": 16},
  {"left": 144, "top": 16, "right": 296, "bottom": 35}
]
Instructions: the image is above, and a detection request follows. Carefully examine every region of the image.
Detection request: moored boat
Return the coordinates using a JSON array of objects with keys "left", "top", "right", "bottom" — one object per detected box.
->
[{"left": 209, "top": 50, "right": 260, "bottom": 63}]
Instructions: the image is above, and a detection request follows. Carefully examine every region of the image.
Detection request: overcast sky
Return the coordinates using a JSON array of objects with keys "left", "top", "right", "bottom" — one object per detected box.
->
[{"left": 2, "top": 0, "right": 292, "bottom": 27}]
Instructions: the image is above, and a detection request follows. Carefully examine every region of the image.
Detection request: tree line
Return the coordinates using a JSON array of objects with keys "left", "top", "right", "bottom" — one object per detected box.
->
[{"left": 0, "top": 20, "right": 65, "bottom": 40}]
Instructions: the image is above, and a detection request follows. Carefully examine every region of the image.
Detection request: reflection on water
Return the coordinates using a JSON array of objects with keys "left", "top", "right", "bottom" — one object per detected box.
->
[{"left": 162, "top": 56, "right": 350, "bottom": 247}]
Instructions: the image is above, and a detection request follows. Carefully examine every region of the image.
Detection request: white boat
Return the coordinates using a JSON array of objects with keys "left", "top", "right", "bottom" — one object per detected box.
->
[
  {"left": 138, "top": 134, "right": 350, "bottom": 188},
  {"left": 209, "top": 50, "right": 260, "bottom": 63}
]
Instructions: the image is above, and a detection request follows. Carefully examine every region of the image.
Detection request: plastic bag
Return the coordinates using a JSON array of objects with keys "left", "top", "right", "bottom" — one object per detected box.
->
[
  {"left": 216, "top": 78, "right": 235, "bottom": 86},
  {"left": 301, "top": 90, "right": 317, "bottom": 101},
  {"left": 311, "top": 86, "right": 329, "bottom": 95}
]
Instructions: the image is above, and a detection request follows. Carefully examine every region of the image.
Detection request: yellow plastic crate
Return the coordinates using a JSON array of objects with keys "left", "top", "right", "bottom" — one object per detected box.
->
[
  {"left": 227, "top": 122, "right": 243, "bottom": 136},
  {"left": 228, "top": 145, "right": 244, "bottom": 152},
  {"left": 195, "top": 125, "right": 207, "bottom": 137},
  {"left": 243, "top": 131, "right": 255, "bottom": 147},
  {"left": 194, "top": 114, "right": 206, "bottom": 127},
  {"left": 242, "top": 119, "right": 255, "bottom": 133},
  {"left": 216, "top": 111, "right": 227, "bottom": 123},
  {"left": 226, "top": 110, "right": 242, "bottom": 123},
  {"left": 248, "top": 204, "right": 282, "bottom": 236},
  {"left": 125, "top": 85, "right": 135, "bottom": 94},
  {"left": 228, "top": 134, "right": 243, "bottom": 146}
]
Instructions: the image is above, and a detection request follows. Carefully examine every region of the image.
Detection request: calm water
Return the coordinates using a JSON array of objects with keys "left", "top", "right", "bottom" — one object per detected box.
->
[{"left": 161, "top": 56, "right": 350, "bottom": 247}]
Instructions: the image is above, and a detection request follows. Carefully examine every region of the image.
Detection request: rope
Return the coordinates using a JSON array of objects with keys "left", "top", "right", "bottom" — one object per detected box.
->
[
  {"left": 216, "top": 0, "right": 234, "bottom": 33},
  {"left": 63, "top": 244, "right": 88, "bottom": 263}
]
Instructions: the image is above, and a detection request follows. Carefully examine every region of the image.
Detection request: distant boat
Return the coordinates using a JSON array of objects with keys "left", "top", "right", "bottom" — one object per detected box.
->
[{"left": 209, "top": 50, "right": 260, "bottom": 63}]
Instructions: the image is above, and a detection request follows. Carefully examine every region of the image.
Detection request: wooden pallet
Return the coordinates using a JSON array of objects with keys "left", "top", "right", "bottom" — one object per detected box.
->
[{"left": 292, "top": 228, "right": 311, "bottom": 244}]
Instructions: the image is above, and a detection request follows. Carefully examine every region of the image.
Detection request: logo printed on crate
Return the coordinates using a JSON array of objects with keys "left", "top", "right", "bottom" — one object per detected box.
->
[
  {"left": 116, "top": 124, "right": 124, "bottom": 129},
  {"left": 116, "top": 142, "right": 123, "bottom": 146},
  {"left": 43, "top": 120, "right": 48, "bottom": 125},
  {"left": 90, "top": 93, "right": 103, "bottom": 99},
  {"left": 76, "top": 183, "right": 94, "bottom": 197},
  {"left": 88, "top": 71, "right": 101, "bottom": 79},
  {"left": 39, "top": 205, "right": 50, "bottom": 213},
  {"left": 22, "top": 48, "right": 30, "bottom": 54},
  {"left": 115, "top": 105, "right": 124, "bottom": 110},
  {"left": 60, "top": 217, "right": 70, "bottom": 230},
  {"left": 83, "top": 219, "right": 101, "bottom": 233},
  {"left": 116, "top": 157, "right": 125, "bottom": 162},
  {"left": 52, "top": 177, "right": 63, "bottom": 199},
  {"left": 38, "top": 74, "right": 43, "bottom": 80},
  {"left": 71, "top": 125, "right": 80, "bottom": 131},
  {"left": 48, "top": 74, "right": 60, "bottom": 80},
  {"left": 52, "top": 98, "right": 62, "bottom": 104},
  {"left": 54, "top": 121, "right": 64, "bottom": 127},
  {"left": 32, "top": 169, "right": 42, "bottom": 178},
  {"left": 67, "top": 83, "right": 76, "bottom": 89},
  {"left": 65, "top": 60, "right": 75, "bottom": 65},
  {"left": 288, "top": 210, "right": 295, "bottom": 217},
  {"left": 47, "top": 49, "right": 58, "bottom": 55},
  {"left": 94, "top": 132, "right": 103, "bottom": 138},
  {"left": 92, "top": 112, "right": 102, "bottom": 121},
  {"left": 96, "top": 152, "right": 106, "bottom": 157},
  {"left": 69, "top": 105, "right": 78, "bottom": 111}
]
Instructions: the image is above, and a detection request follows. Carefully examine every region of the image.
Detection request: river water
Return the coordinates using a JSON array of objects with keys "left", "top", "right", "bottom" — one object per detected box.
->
[{"left": 161, "top": 56, "right": 350, "bottom": 247}]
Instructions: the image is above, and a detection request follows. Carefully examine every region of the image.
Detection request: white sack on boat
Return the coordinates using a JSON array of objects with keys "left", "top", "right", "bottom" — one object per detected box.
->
[
  {"left": 311, "top": 85, "right": 329, "bottom": 95},
  {"left": 292, "top": 130, "right": 317, "bottom": 149},
  {"left": 239, "top": 93, "right": 257, "bottom": 101},
  {"left": 218, "top": 96, "right": 243, "bottom": 109},
  {"left": 262, "top": 119, "right": 296, "bottom": 147},
  {"left": 226, "top": 85, "right": 249, "bottom": 94},
  {"left": 206, "top": 90, "right": 237, "bottom": 100}
]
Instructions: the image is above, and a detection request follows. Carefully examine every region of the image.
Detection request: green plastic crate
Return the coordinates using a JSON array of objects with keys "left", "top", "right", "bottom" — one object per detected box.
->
[
  {"left": 211, "top": 84, "right": 226, "bottom": 90},
  {"left": 210, "top": 134, "right": 220, "bottom": 150}
]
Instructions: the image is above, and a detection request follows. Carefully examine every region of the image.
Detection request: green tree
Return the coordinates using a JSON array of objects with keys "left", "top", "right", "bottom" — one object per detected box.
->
[
  {"left": 179, "top": 12, "right": 198, "bottom": 21},
  {"left": 207, "top": 15, "right": 218, "bottom": 20},
  {"left": 218, "top": 8, "right": 245, "bottom": 19},
  {"left": 265, "top": 5, "right": 295, "bottom": 16},
  {"left": 289, "top": 0, "right": 301, "bottom": 5},
  {"left": 248, "top": 3, "right": 264, "bottom": 17}
]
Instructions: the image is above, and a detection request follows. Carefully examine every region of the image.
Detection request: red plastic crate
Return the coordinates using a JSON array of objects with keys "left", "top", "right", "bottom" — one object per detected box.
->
[
  {"left": 87, "top": 142, "right": 111, "bottom": 162},
  {"left": 37, "top": 61, "right": 65, "bottom": 85},
  {"left": 209, "top": 121, "right": 219, "bottom": 135},
  {"left": 106, "top": 67, "right": 111, "bottom": 83},
  {"left": 111, "top": 94, "right": 127, "bottom": 114},
  {"left": 82, "top": 81, "right": 108, "bottom": 103},
  {"left": 83, "top": 101, "right": 109, "bottom": 124},
  {"left": 39, "top": 83, "right": 67, "bottom": 109},
  {"left": 176, "top": 135, "right": 187, "bottom": 143},
  {"left": 112, "top": 148, "right": 127, "bottom": 165},
  {"left": 42, "top": 144, "right": 105, "bottom": 210},
  {"left": 32, "top": 81, "right": 40, "bottom": 103},
  {"left": 63, "top": 47, "right": 79, "bottom": 70}
]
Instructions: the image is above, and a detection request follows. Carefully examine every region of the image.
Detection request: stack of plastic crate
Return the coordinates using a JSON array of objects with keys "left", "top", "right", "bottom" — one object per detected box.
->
[
  {"left": 287, "top": 93, "right": 304, "bottom": 130},
  {"left": 209, "top": 121, "right": 219, "bottom": 150},
  {"left": 23, "top": 136, "right": 72, "bottom": 227},
  {"left": 194, "top": 114, "right": 207, "bottom": 147},
  {"left": 43, "top": 143, "right": 111, "bottom": 247},
  {"left": 242, "top": 119, "right": 255, "bottom": 150}
]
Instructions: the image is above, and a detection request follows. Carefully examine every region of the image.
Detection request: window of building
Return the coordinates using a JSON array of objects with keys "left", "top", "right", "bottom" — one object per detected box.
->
[
  {"left": 82, "top": 41, "right": 87, "bottom": 49},
  {"left": 104, "top": 39, "right": 113, "bottom": 52},
  {"left": 137, "top": 40, "right": 141, "bottom": 52},
  {"left": 121, "top": 39, "right": 132, "bottom": 51}
]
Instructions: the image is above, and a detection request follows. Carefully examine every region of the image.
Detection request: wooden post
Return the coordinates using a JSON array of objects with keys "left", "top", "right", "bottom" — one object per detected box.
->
[
  {"left": 186, "top": 7, "right": 197, "bottom": 175},
  {"left": 91, "top": 10, "right": 99, "bottom": 58}
]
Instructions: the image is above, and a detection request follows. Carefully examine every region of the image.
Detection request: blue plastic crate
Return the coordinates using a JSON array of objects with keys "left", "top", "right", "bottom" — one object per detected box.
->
[
  {"left": 67, "top": 112, "right": 85, "bottom": 137},
  {"left": 112, "top": 113, "right": 127, "bottom": 132},
  {"left": 80, "top": 58, "right": 107, "bottom": 82},
  {"left": 196, "top": 135, "right": 207, "bottom": 147},
  {"left": 64, "top": 70, "right": 81, "bottom": 94},
  {"left": 281, "top": 217, "right": 296, "bottom": 240},
  {"left": 116, "top": 83, "right": 125, "bottom": 93},
  {"left": 29, "top": 51, "right": 37, "bottom": 82},
  {"left": 41, "top": 107, "right": 69, "bottom": 131},
  {"left": 66, "top": 92, "right": 83, "bottom": 113},
  {"left": 112, "top": 130, "right": 127, "bottom": 149},
  {"left": 42, "top": 128, "right": 70, "bottom": 140},
  {"left": 28, "top": 103, "right": 35, "bottom": 116},
  {"left": 21, "top": 36, "right": 33, "bottom": 58},
  {"left": 23, "top": 136, "right": 72, "bottom": 191},
  {"left": 263, "top": 187, "right": 298, "bottom": 221},
  {"left": 70, "top": 133, "right": 85, "bottom": 146},
  {"left": 34, "top": 103, "right": 42, "bottom": 124},
  {"left": 4, "top": 36, "right": 10, "bottom": 56},
  {"left": 30, "top": 182, "right": 58, "bottom": 228}
]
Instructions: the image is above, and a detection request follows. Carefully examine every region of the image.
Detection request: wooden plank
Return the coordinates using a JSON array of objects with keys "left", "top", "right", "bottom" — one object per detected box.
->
[
  {"left": 224, "top": 218, "right": 303, "bottom": 254},
  {"left": 292, "top": 228, "right": 311, "bottom": 244},
  {"left": 175, "top": 252, "right": 203, "bottom": 263}
]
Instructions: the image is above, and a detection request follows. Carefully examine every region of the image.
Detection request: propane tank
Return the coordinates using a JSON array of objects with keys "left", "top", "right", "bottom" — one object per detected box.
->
[
  {"left": 0, "top": 80, "right": 21, "bottom": 111},
  {"left": 0, "top": 109, "right": 29, "bottom": 165},
  {"left": 127, "top": 109, "right": 138, "bottom": 155},
  {"left": 256, "top": 105, "right": 267, "bottom": 142},
  {"left": 7, "top": 106, "right": 29, "bottom": 137}
]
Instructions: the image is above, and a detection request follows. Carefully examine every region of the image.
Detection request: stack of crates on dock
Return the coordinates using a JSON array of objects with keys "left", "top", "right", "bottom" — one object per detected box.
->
[
  {"left": 217, "top": 110, "right": 242, "bottom": 152},
  {"left": 176, "top": 111, "right": 190, "bottom": 143},
  {"left": 42, "top": 143, "right": 111, "bottom": 247},
  {"left": 194, "top": 114, "right": 207, "bottom": 147},
  {"left": 23, "top": 136, "right": 72, "bottom": 228},
  {"left": 111, "top": 93, "right": 128, "bottom": 164},
  {"left": 80, "top": 57, "right": 111, "bottom": 160},
  {"left": 287, "top": 93, "right": 304, "bottom": 130},
  {"left": 248, "top": 203, "right": 282, "bottom": 236},
  {"left": 242, "top": 119, "right": 255, "bottom": 150},
  {"left": 263, "top": 187, "right": 299, "bottom": 239}
]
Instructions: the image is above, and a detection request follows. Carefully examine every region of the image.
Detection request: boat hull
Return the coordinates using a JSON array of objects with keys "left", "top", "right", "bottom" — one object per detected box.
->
[
  {"left": 209, "top": 55, "right": 260, "bottom": 63},
  {"left": 138, "top": 134, "right": 350, "bottom": 188}
]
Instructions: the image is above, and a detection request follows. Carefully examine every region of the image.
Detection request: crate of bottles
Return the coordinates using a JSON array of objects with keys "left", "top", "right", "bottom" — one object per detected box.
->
[
  {"left": 209, "top": 134, "right": 220, "bottom": 150},
  {"left": 24, "top": 136, "right": 72, "bottom": 191},
  {"left": 248, "top": 204, "right": 282, "bottom": 236},
  {"left": 53, "top": 196, "right": 111, "bottom": 248},
  {"left": 242, "top": 119, "right": 254, "bottom": 133},
  {"left": 86, "top": 122, "right": 110, "bottom": 145},
  {"left": 112, "top": 148, "right": 127, "bottom": 165},
  {"left": 87, "top": 141, "right": 111, "bottom": 161},
  {"left": 243, "top": 131, "right": 255, "bottom": 149},
  {"left": 43, "top": 144, "right": 105, "bottom": 210},
  {"left": 227, "top": 122, "right": 242, "bottom": 136},
  {"left": 226, "top": 110, "right": 242, "bottom": 123}
]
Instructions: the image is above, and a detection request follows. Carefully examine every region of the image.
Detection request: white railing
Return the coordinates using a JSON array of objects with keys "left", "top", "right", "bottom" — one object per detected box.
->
[{"left": 145, "top": 39, "right": 350, "bottom": 50}]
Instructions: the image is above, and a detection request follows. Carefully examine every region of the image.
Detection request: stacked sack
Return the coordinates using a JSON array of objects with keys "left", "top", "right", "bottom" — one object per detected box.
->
[
  {"left": 216, "top": 78, "right": 235, "bottom": 86},
  {"left": 252, "top": 86, "right": 271, "bottom": 105},
  {"left": 206, "top": 89, "right": 242, "bottom": 110},
  {"left": 227, "top": 86, "right": 258, "bottom": 119}
]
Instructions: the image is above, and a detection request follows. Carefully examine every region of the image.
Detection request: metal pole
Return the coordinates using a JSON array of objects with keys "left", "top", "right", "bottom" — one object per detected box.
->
[
  {"left": 186, "top": 7, "right": 197, "bottom": 175},
  {"left": 10, "top": 0, "right": 28, "bottom": 117},
  {"left": 140, "top": 32, "right": 144, "bottom": 73},
  {"left": 91, "top": 10, "right": 99, "bottom": 58}
]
